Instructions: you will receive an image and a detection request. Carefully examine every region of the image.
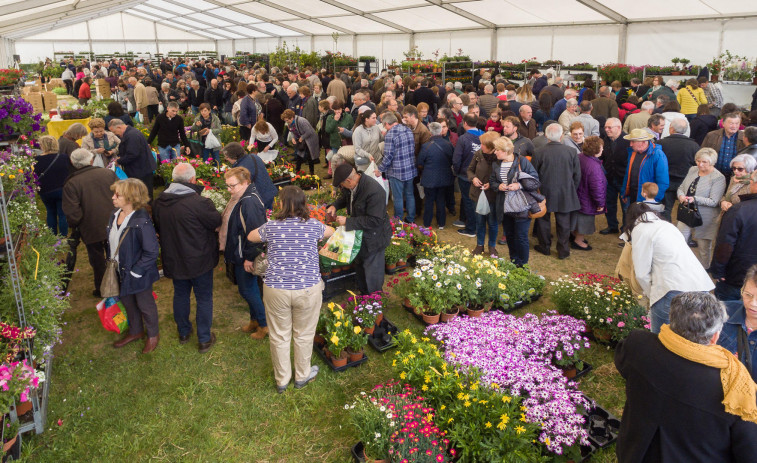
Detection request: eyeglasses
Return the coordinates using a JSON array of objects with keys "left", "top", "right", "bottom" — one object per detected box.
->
[
  {"left": 742, "top": 289, "right": 757, "bottom": 302},
  {"left": 226, "top": 182, "right": 239, "bottom": 190},
  {"left": 733, "top": 167, "right": 746, "bottom": 172}
]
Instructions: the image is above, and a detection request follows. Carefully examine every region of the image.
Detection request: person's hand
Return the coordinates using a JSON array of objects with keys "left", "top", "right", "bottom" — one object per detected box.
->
[
  {"left": 185, "top": 146, "right": 191, "bottom": 155},
  {"left": 334, "top": 112, "right": 341, "bottom": 121},
  {"left": 195, "top": 120, "right": 202, "bottom": 126},
  {"left": 686, "top": 196, "right": 694, "bottom": 203},
  {"left": 374, "top": 169, "right": 381, "bottom": 177},
  {"left": 213, "top": 106, "right": 218, "bottom": 110},
  {"left": 95, "top": 147, "right": 105, "bottom": 154},
  {"left": 243, "top": 259, "right": 254, "bottom": 273},
  {"left": 507, "top": 183, "right": 521, "bottom": 191},
  {"left": 247, "top": 124, "right": 252, "bottom": 129},
  {"left": 299, "top": 137, "right": 303, "bottom": 143},
  {"left": 487, "top": 127, "right": 495, "bottom": 131},
  {"left": 721, "top": 201, "right": 732, "bottom": 212},
  {"left": 472, "top": 178, "right": 482, "bottom": 188},
  {"left": 263, "top": 146, "right": 269, "bottom": 152},
  {"left": 596, "top": 206, "right": 604, "bottom": 212},
  {"left": 369, "top": 155, "right": 374, "bottom": 162},
  {"left": 338, "top": 127, "right": 345, "bottom": 133},
  {"left": 482, "top": 183, "right": 490, "bottom": 190},
  {"left": 200, "top": 128, "right": 209, "bottom": 136},
  {"left": 498, "top": 183, "right": 508, "bottom": 191},
  {"left": 336, "top": 216, "right": 347, "bottom": 226},
  {"left": 326, "top": 205, "right": 336, "bottom": 217},
  {"left": 679, "top": 195, "right": 687, "bottom": 203}
]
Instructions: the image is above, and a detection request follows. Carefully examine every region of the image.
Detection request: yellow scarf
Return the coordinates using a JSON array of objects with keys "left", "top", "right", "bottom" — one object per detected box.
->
[{"left": 659, "top": 324, "right": 757, "bottom": 424}]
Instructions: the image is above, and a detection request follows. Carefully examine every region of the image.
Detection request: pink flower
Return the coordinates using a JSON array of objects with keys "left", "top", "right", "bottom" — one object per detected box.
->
[{"left": 617, "top": 322, "right": 625, "bottom": 328}]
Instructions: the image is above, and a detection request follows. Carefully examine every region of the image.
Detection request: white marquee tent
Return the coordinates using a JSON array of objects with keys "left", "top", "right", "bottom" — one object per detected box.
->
[{"left": 2, "top": 0, "right": 757, "bottom": 70}]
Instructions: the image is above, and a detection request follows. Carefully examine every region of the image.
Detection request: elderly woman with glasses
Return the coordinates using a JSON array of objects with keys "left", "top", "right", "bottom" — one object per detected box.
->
[
  {"left": 720, "top": 154, "right": 757, "bottom": 213},
  {"left": 223, "top": 167, "right": 268, "bottom": 340},
  {"left": 718, "top": 264, "right": 757, "bottom": 381},
  {"left": 677, "top": 147, "right": 727, "bottom": 268}
]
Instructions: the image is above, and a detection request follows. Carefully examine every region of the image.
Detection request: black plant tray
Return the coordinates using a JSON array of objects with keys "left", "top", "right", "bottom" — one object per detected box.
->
[
  {"left": 581, "top": 397, "right": 621, "bottom": 452},
  {"left": 494, "top": 293, "right": 543, "bottom": 313},
  {"left": 573, "top": 361, "right": 594, "bottom": 381},
  {"left": 351, "top": 442, "right": 366, "bottom": 462},
  {"left": 313, "top": 339, "right": 367, "bottom": 372},
  {"left": 385, "top": 262, "right": 410, "bottom": 274},
  {"left": 367, "top": 317, "right": 398, "bottom": 352},
  {"left": 322, "top": 270, "right": 357, "bottom": 301}
]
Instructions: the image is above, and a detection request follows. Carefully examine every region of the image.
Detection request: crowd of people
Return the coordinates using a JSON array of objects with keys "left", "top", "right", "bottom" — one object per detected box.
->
[{"left": 30, "top": 56, "right": 757, "bottom": 448}]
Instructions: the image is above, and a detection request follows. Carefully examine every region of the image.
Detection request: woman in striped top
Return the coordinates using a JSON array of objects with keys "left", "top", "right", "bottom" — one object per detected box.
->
[{"left": 248, "top": 186, "right": 335, "bottom": 393}]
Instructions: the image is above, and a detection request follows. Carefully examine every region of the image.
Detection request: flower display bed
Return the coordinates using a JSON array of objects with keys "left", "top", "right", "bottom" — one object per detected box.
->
[
  {"left": 313, "top": 338, "right": 368, "bottom": 372},
  {"left": 366, "top": 318, "right": 397, "bottom": 352}
]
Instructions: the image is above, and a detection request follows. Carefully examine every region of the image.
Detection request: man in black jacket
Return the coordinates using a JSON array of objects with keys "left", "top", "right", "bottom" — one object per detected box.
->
[
  {"left": 147, "top": 102, "right": 190, "bottom": 162},
  {"left": 599, "top": 118, "right": 629, "bottom": 234},
  {"left": 153, "top": 163, "right": 222, "bottom": 352},
  {"left": 204, "top": 78, "right": 224, "bottom": 114},
  {"left": 188, "top": 80, "right": 206, "bottom": 114},
  {"left": 711, "top": 173, "right": 757, "bottom": 301},
  {"left": 658, "top": 118, "right": 699, "bottom": 220},
  {"left": 615, "top": 292, "right": 757, "bottom": 462},
  {"left": 327, "top": 164, "right": 392, "bottom": 295},
  {"left": 109, "top": 119, "right": 156, "bottom": 200},
  {"left": 412, "top": 79, "right": 438, "bottom": 115}
]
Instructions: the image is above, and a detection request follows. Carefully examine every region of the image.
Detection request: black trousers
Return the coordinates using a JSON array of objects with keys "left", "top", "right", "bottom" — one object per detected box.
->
[
  {"left": 138, "top": 173, "right": 154, "bottom": 204},
  {"left": 121, "top": 287, "right": 160, "bottom": 337},
  {"left": 239, "top": 125, "right": 252, "bottom": 144},
  {"left": 355, "top": 246, "right": 386, "bottom": 295},
  {"left": 662, "top": 179, "right": 683, "bottom": 222},
  {"left": 295, "top": 156, "right": 315, "bottom": 175},
  {"left": 536, "top": 211, "right": 572, "bottom": 258},
  {"left": 86, "top": 240, "right": 108, "bottom": 292}
]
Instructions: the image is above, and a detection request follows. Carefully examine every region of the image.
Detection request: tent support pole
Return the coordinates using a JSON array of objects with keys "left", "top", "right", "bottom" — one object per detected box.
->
[
  {"left": 491, "top": 28, "right": 497, "bottom": 61},
  {"left": 618, "top": 23, "right": 627, "bottom": 63}
]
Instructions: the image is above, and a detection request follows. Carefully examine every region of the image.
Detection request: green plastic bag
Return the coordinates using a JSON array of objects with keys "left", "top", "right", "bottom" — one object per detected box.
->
[{"left": 319, "top": 226, "right": 363, "bottom": 268}]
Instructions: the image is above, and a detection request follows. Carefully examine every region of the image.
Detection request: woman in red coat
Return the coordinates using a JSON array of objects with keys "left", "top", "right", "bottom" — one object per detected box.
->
[{"left": 78, "top": 76, "right": 92, "bottom": 105}]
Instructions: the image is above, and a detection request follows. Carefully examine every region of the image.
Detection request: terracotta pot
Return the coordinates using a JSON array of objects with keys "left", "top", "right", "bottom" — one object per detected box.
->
[
  {"left": 440, "top": 307, "right": 459, "bottom": 323},
  {"left": 562, "top": 366, "right": 578, "bottom": 379},
  {"left": 314, "top": 334, "right": 326, "bottom": 345},
  {"left": 422, "top": 312, "right": 440, "bottom": 325},
  {"left": 467, "top": 307, "right": 485, "bottom": 318},
  {"left": 364, "top": 325, "right": 375, "bottom": 335},
  {"left": 330, "top": 350, "right": 348, "bottom": 367},
  {"left": 413, "top": 305, "right": 423, "bottom": 316},
  {"left": 594, "top": 328, "right": 612, "bottom": 342},
  {"left": 396, "top": 260, "right": 406, "bottom": 267},
  {"left": 347, "top": 348, "right": 364, "bottom": 363},
  {"left": 3, "top": 434, "right": 17, "bottom": 453},
  {"left": 402, "top": 298, "right": 412, "bottom": 309},
  {"left": 15, "top": 400, "right": 32, "bottom": 416},
  {"left": 385, "top": 262, "right": 396, "bottom": 271},
  {"left": 375, "top": 313, "right": 383, "bottom": 325},
  {"left": 711, "top": 74, "right": 719, "bottom": 82}
]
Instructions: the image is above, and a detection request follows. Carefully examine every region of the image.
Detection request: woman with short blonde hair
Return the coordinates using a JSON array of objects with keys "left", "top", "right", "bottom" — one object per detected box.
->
[
  {"left": 82, "top": 117, "right": 120, "bottom": 167},
  {"left": 107, "top": 178, "right": 161, "bottom": 353}
]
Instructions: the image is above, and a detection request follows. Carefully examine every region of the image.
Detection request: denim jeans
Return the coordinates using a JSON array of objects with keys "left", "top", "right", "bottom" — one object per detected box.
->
[
  {"left": 650, "top": 290, "right": 683, "bottom": 334},
  {"left": 172, "top": 268, "right": 214, "bottom": 343},
  {"left": 422, "top": 186, "right": 447, "bottom": 228},
  {"left": 388, "top": 177, "right": 416, "bottom": 223},
  {"left": 235, "top": 263, "right": 267, "bottom": 327},
  {"left": 502, "top": 215, "right": 531, "bottom": 266},
  {"left": 158, "top": 144, "right": 181, "bottom": 162},
  {"left": 605, "top": 175, "right": 627, "bottom": 230},
  {"left": 39, "top": 189, "right": 68, "bottom": 236},
  {"left": 476, "top": 206, "right": 498, "bottom": 247},
  {"left": 457, "top": 177, "right": 476, "bottom": 232},
  {"left": 714, "top": 281, "right": 742, "bottom": 302},
  {"left": 202, "top": 147, "right": 219, "bottom": 162}
]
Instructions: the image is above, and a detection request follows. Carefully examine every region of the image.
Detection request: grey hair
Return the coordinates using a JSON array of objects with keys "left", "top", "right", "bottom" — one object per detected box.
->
[
  {"left": 669, "top": 292, "right": 727, "bottom": 345},
  {"left": 428, "top": 122, "right": 443, "bottom": 136},
  {"left": 566, "top": 98, "right": 578, "bottom": 108},
  {"left": 167, "top": 101, "right": 179, "bottom": 110},
  {"left": 598, "top": 86, "right": 610, "bottom": 96},
  {"left": 161, "top": 82, "right": 170, "bottom": 89},
  {"left": 454, "top": 82, "right": 462, "bottom": 89},
  {"left": 695, "top": 147, "right": 718, "bottom": 166},
  {"left": 666, "top": 79, "right": 679, "bottom": 89},
  {"left": 172, "top": 162, "right": 196, "bottom": 182},
  {"left": 564, "top": 88, "right": 577, "bottom": 99},
  {"left": 545, "top": 123, "right": 563, "bottom": 142},
  {"left": 381, "top": 112, "right": 398, "bottom": 125},
  {"left": 730, "top": 154, "right": 757, "bottom": 172},
  {"left": 484, "top": 84, "right": 494, "bottom": 93},
  {"left": 108, "top": 118, "right": 126, "bottom": 129},
  {"left": 70, "top": 148, "right": 95, "bottom": 169},
  {"left": 641, "top": 101, "right": 655, "bottom": 111},
  {"left": 605, "top": 117, "right": 621, "bottom": 127},
  {"left": 191, "top": 80, "right": 199, "bottom": 86},
  {"left": 63, "top": 123, "right": 88, "bottom": 139},
  {"left": 288, "top": 83, "right": 298, "bottom": 93},
  {"left": 670, "top": 118, "right": 689, "bottom": 134},
  {"left": 744, "top": 264, "right": 757, "bottom": 290}
]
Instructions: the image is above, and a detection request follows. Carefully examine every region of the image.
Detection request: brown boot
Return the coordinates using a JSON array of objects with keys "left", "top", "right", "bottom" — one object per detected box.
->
[
  {"left": 142, "top": 335, "right": 159, "bottom": 354},
  {"left": 250, "top": 326, "right": 269, "bottom": 340},
  {"left": 113, "top": 332, "right": 144, "bottom": 348},
  {"left": 241, "top": 320, "right": 259, "bottom": 333},
  {"left": 471, "top": 245, "right": 484, "bottom": 255},
  {"left": 488, "top": 246, "right": 498, "bottom": 258}
]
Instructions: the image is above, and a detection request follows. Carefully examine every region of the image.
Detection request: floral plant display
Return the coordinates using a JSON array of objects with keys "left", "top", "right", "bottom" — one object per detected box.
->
[
  {"left": 550, "top": 273, "right": 649, "bottom": 340},
  {"left": 384, "top": 239, "right": 413, "bottom": 267},
  {"left": 266, "top": 160, "right": 296, "bottom": 182},
  {"left": 200, "top": 188, "right": 230, "bottom": 214},
  {"left": 318, "top": 302, "right": 358, "bottom": 360},
  {"left": 0, "top": 96, "right": 45, "bottom": 144},
  {"left": 0, "top": 70, "right": 23, "bottom": 88},
  {"left": 0, "top": 360, "right": 39, "bottom": 417},
  {"left": 0, "top": 323, "right": 36, "bottom": 364},
  {"left": 391, "top": 330, "right": 546, "bottom": 461},
  {"left": 347, "top": 381, "right": 452, "bottom": 462},
  {"left": 157, "top": 155, "right": 226, "bottom": 188},
  {"left": 59, "top": 108, "right": 92, "bottom": 120},
  {"left": 425, "top": 312, "right": 594, "bottom": 458},
  {"left": 349, "top": 292, "right": 384, "bottom": 330},
  {"left": 291, "top": 171, "right": 321, "bottom": 190}
]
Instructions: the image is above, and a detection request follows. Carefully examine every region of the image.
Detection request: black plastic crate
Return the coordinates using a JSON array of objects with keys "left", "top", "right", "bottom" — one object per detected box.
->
[
  {"left": 313, "top": 339, "right": 367, "bottom": 372},
  {"left": 367, "top": 317, "right": 398, "bottom": 352},
  {"left": 322, "top": 271, "right": 357, "bottom": 301}
]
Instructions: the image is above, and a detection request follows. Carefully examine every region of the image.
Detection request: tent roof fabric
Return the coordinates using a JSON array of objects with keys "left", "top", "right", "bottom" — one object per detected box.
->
[{"left": 3, "top": 0, "right": 757, "bottom": 40}]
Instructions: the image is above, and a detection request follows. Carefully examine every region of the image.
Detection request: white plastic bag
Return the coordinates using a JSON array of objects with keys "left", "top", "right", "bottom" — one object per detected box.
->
[
  {"left": 205, "top": 130, "right": 221, "bottom": 149},
  {"left": 158, "top": 103, "right": 164, "bottom": 114},
  {"left": 475, "top": 189, "right": 490, "bottom": 215},
  {"left": 365, "top": 161, "right": 390, "bottom": 205},
  {"left": 126, "top": 99, "right": 134, "bottom": 113},
  {"left": 258, "top": 149, "right": 279, "bottom": 163},
  {"left": 133, "top": 111, "right": 143, "bottom": 124}
]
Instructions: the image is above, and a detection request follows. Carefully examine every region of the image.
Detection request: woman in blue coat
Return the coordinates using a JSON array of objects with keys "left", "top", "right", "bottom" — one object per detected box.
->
[{"left": 107, "top": 178, "right": 161, "bottom": 354}]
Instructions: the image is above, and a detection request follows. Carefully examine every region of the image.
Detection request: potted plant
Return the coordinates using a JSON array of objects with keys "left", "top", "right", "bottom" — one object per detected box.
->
[
  {"left": 345, "top": 325, "right": 368, "bottom": 363},
  {"left": 351, "top": 292, "right": 383, "bottom": 334},
  {"left": 0, "top": 96, "right": 45, "bottom": 144},
  {"left": 322, "top": 303, "right": 353, "bottom": 367},
  {"left": 383, "top": 241, "right": 406, "bottom": 270},
  {"left": 671, "top": 57, "right": 681, "bottom": 72}
]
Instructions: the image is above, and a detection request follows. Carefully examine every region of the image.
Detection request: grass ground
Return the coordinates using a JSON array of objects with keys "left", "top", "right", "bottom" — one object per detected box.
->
[{"left": 20, "top": 159, "right": 627, "bottom": 462}]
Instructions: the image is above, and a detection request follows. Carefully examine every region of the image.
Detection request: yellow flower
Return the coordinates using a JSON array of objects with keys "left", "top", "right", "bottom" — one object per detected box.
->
[
  {"left": 426, "top": 413, "right": 433, "bottom": 422},
  {"left": 520, "top": 413, "right": 527, "bottom": 422},
  {"left": 408, "top": 354, "right": 415, "bottom": 359},
  {"left": 470, "top": 382, "right": 478, "bottom": 391},
  {"left": 448, "top": 418, "right": 454, "bottom": 423},
  {"left": 328, "top": 302, "right": 335, "bottom": 310},
  {"left": 515, "top": 426, "right": 526, "bottom": 435},
  {"left": 463, "top": 401, "right": 471, "bottom": 407},
  {"left": 410, "top": 336, "right": 417, "bottom": 344},
  {"left": 421, "top": 384, "right": 428, "bottom": 391},
  {"left": 400, "top": 371, "right": 406, "bottom": 379},
  {"left": 353, "top": 326, "right": 361, "bottom": 334},
  {"left": 440, "top": 405, "right": 446, "bottom": 410},
  {"left": 417, "top": 348, "right": 424, "bottom": 354},
  {"left": 421, "top": 337, "right": 430, "bottom": 342},
  {"left": 502, "top": 395, "right": 511, "bottom": 403},
  {"left": 485, "top": 421, "right": 492, "bottom": 428},
  {"left": 500, "top": 414, "right": 510, "bottom": 424},
  {"left": 497, "top": 421, "right": 507, "bottom": 430},
  {"left": 330, "top": 335, "right": 339, "bottom": 345},
  {"left": 8, "top": 175, "right": 14, "bottom": 179},
  {"left": 457, "top": 392, "right": 464, "bottom": 399},
  {"left": 334, "top": 321, "right": 342, "bottom": 327},
  {"left": 392, "top": 359, "right": 397, "bottom": 366},
  {"left": 402, "top": 357, "right": 409, "bottom": 365},
  {"left": 545, "top": 437, "right": 550, "bottom": 447}
]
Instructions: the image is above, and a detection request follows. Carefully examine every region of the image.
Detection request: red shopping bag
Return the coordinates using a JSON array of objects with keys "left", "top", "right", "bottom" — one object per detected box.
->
[{"left": 96, "top": 297, "right": 129, "bottom": 334}]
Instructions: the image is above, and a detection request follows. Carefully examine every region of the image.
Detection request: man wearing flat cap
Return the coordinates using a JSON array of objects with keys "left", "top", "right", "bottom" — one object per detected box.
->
[
  {"left": 327, "top": 164, "right": 392, "bottom": 294},
  {"left": 620, "top": 128, "right": 669, "bottom": 206}
]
